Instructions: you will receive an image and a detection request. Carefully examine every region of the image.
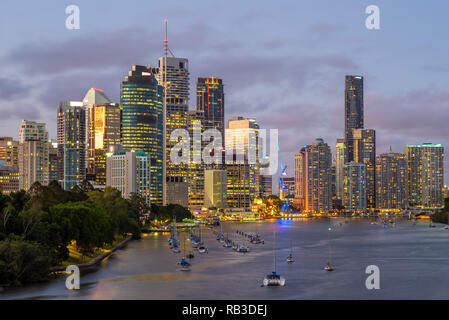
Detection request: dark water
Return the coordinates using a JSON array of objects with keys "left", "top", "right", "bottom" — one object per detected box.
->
[{"left": 2, "top": 218, "right": 449, "bottom": 300}]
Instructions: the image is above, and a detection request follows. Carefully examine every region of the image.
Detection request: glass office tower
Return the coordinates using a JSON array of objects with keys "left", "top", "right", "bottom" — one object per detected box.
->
[{"left": 121, "top": 65, "right": 164, "bottom": 205}]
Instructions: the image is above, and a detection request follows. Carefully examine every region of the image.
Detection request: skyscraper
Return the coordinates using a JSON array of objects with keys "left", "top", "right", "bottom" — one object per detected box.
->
[
  {"left": 335, "top": 138, "right": 345, "bottom": 200},
  {"left": 18, "top": 120, "right": 49, "bottom": 189},
  {"left": 197, "top": 77, "right": 225, "bottom": 137},
  {"left": 57, "top": 101, "right": 87, "bottom": 190},
  {"left": 404, "top": 143, "right": 444, "bottom": 208},
  {"left": 353, "top": 128, "right": 376, "bottom": 208},
  {"left": 121, "top": 65, "right": 164, "bottom": 205},
  {"left": 344, "top": 75, "right": 364, "bottom": 163},
  {"left": 87, "top": 102, "right": 121, "bottom": 185},
  {"left": 187, "top": 110, "right": 206, "bottom": 209},
  {"left": 225, "top": 117, "right": 260, "bottom": 210},
  {"left": 376, "top": 151, "right": 407, "bottom": 209},
  {"left": 295, "top": 138, "right": 333, "bottom": 213},
  {"left": 152, "top": 57, "right": 190, "bottom": 206},
  {"left": 343, "top": 162, "right": 367, "bottom": 212}
]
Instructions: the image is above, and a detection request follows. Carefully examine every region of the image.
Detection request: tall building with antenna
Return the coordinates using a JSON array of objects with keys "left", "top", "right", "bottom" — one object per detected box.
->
[{"left": 151, "top": 20, "right": 190, "bottom": 206}]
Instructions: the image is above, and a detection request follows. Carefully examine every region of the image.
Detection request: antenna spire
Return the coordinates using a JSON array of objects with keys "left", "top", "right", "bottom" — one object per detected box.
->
[{"left": 164, "top": 19, "right": 168, "bottom": 58}]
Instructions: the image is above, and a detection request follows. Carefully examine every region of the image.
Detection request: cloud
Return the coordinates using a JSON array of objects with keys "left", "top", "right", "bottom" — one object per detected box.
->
[{"left": 0, "top": 77, "right": 33, "bottom": 100}]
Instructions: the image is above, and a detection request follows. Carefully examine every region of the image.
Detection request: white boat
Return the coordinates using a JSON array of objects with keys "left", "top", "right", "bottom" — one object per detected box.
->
[
  {"left": 324, "top": 262, "right": 334, "bottom": 272},
  {"left": 198, "top": 244, "right": 207, "bottom": 254},
  {"left": 197, "top": 224, "right": 208, "bottom": 253},
  {"left": 237, "top": 244, "right": 250, "bottom": 252},
  {"left": 263, "top": 231, "right": 285, "bottom": 286},
  {"left": 263, "top": 272, "right": 286, "bottom": 286}
]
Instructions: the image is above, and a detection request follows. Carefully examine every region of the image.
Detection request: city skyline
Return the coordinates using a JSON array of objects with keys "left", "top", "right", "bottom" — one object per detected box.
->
[{"left": 0, "top": 1, "right": 448, "bottom": 184}]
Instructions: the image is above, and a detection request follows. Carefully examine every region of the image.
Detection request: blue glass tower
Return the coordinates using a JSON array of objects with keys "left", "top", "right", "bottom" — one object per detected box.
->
[{"left": 120, "top": 65, "right": 163, "bottom": 205}]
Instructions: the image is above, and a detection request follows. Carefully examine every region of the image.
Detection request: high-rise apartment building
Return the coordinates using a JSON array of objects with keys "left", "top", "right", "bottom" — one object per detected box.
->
[
  {"left": 294, "top": 138, "right": 332, "bottom": 213},
  {"left": 121, "top": 65, "right": 163, "bottom": 205},
  {"left": 376, "top": 151, "right": 407, "bottom": 209},
  {"left": 353, "top": 128, "right": 376, "bottom": 208},
  {"left": 18, "top": 120, "right": 49, "bottom": 189},
  {"left": 343, "top": 162, "right": 367, "bottom": 212},
  {"left": 404, "top": 143, "right": 444, "bottom": 208},
  {"left": 57, "top": 101, "right": 87, "bottom": 190},
  {"left": 344, "top": 75, "right": 364, "bottom": 163},
  {"left": 87, "top": 102, "right": 121, "bottom": 185},
  {"left": 335, "top": 139, "right": 345, "bottom": 200},
  {"left": 106, "top": 149, "right": 151, "bottom": 205}
]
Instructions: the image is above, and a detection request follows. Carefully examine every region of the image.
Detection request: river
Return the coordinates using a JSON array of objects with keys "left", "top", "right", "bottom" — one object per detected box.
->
[{"left": 2, "top": 218, "right": 449, "bottom": 299}]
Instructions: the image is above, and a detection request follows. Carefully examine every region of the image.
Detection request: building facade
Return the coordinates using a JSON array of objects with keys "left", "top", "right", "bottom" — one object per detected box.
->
[
  {"left": 152, "top": 57, "right": 190, "bottom": 206},
  {"left": 343, "top": 162, "right": 367, "bottom": 212},
  {"left": 87, "top": 102, "right": 121, "bottom": 185},
  {"left": 120, "top": 65, "right": 164, "bottom": 205},
  {"left": 57, "top": 101, "right": 87, "bottom": 190},
  {"left": 106, "top": 149, "right": 151, "bottom": 205},
  {"left": 404, "top": 143, "right": 444, "bottom": 208},
  {"left": 376, "top": 151, "right": 407, "bottom": 209},
  {"left": 18, "top": 120, "right": 49, "bottom": 189},
  {"left": 335, "top": 138, "right": 345, "bottom": 200},
  {"left": 197, "top": 77, "right": 225, "bottom": 137},
  {"left": 225, "top": 117, "right": 260, "bottom": 210},
  {"left": 260, "top": 175, "right": 273, "bottom": 198},
  {"left": 295, "top": 139, "right": 333, "bottom": 212},
  {"left": 204, "top": 169, "right": 227, "bottom": 209},
  {"left": 187, "top": 110, "right": 206, "bottom": 209},
  {"left": 344, "top": 75, "right": 364, "bottom": 163},
  {"left": 0, "top": 137, "right": 19, "bottom": 168},
  {"left": 352, "top": 128, "right": 376, "bottom": 208}
]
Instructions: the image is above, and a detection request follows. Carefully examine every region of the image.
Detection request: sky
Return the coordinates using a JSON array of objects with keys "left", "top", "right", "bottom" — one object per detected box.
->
[{"left": 0, "top": 0, "right": 449, "bottom": 186}]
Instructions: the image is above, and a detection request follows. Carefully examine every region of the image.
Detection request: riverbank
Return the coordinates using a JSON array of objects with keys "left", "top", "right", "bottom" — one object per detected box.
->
[{"left": 50, "top": 236, "right": 133, "bottom": 272}]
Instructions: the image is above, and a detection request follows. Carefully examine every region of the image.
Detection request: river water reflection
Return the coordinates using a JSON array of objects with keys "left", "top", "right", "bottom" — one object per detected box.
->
[{"left": 2, "top": 218, "right": 449, "bottom": 299}]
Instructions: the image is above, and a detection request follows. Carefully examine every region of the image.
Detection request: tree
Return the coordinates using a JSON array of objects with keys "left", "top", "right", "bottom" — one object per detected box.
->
[
  {"left": 0, "top": 237, "right": 52, "bottom": 286},
  {"left": 48, "top": 202, "right": 114, "bottom": 256},
  {"left": 87, "top": 187, "right": 141, "bottom": 239}
]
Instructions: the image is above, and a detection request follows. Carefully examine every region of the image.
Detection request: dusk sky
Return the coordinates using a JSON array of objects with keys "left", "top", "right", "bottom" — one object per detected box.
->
[{"left": 1, "top": 0, "right": 449, "bottom": 184}]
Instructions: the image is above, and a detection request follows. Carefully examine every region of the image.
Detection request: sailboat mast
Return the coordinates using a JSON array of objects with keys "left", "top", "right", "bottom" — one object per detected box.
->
[
  {"left": 274, "top": 231, "right": 276, "bottom": 272},
  {"left": 328, "top": 227, "right": 331, "bottom": 263}
]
